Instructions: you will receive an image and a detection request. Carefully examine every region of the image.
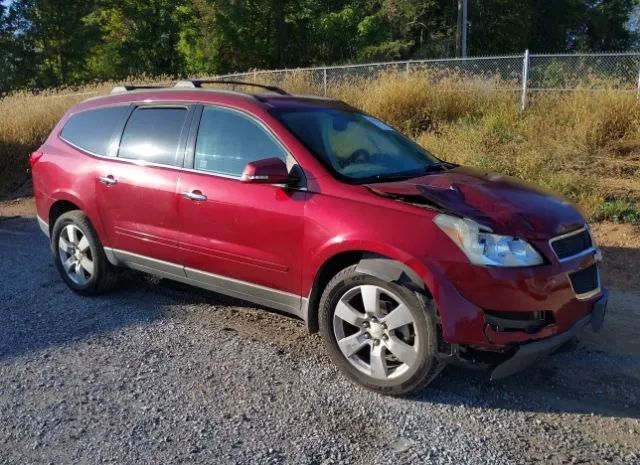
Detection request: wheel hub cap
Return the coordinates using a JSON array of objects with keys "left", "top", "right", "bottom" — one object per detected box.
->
[{"left": 368, "top": 321, "right": 385, "bottom": 340}]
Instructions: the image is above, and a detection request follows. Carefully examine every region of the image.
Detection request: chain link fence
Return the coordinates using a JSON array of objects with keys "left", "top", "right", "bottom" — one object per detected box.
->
[
  {"left": 215, "top": 51, "right": 640, "bottom": 110},
  {"left": 21, "top": 52, "right": 640, "bottom": 109}
]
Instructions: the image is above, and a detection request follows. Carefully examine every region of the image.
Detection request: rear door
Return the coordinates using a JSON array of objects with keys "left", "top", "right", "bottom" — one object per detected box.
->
[
  {"left": 176, "top": 105, "right": 306, "bottom": 313},
  {"left": 96, "top": 104, "right": 193, "bottom": 265}
]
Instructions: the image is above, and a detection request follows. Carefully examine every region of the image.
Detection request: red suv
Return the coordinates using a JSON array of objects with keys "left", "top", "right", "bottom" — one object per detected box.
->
[{"left": 30, "top": 80, "right": 607, "bottom": 395}]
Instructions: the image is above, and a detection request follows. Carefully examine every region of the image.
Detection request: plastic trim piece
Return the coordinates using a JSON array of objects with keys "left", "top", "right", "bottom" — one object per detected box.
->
[
  {"left": 37, "top": 216, "right": 49, "bottom": 237},
  {"left": 355, "top": 255, "right": 425, "bottom": 292},
  {"left": 103, "top": 247, "right": 306, "bottom": 320}
]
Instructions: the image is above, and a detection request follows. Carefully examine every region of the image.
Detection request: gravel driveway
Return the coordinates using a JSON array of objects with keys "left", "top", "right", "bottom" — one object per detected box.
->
[{"left": 1, "top": 216, "right": 639, "bottom": 465}]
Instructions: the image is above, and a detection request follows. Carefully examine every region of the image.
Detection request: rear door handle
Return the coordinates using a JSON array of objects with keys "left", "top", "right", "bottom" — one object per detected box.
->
[
  {"left": 182, "top": 190, "right": 207, "bottom": 201},
  {"left": 99, "top": 175, "right": 117, "bottom": 185}
]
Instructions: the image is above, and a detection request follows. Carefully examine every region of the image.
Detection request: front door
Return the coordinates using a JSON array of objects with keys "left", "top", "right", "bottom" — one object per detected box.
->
[{"left": 177, "top": 105, "right": 306, "bottom": 313}]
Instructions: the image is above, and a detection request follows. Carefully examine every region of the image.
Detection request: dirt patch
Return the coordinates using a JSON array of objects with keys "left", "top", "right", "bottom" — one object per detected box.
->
[
  {"left": 0, "top": 196, "right": 35, "bottom": 218},
  {"left": 591, "top": 222, "right": 640, "bottom": 292}
]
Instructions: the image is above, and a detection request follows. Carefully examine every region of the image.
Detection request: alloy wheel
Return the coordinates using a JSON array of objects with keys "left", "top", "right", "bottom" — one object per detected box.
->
[
  {"left": 58, "top": 224, "right": 94, "bottom": 285},
  {"left": 333, "top": 284, "right": 419, "bottom": 381}
]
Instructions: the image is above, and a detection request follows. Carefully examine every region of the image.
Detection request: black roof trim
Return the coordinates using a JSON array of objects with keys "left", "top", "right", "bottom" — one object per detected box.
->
[{"left": 174, "top": 79, "right": 288, "bottom": 95}]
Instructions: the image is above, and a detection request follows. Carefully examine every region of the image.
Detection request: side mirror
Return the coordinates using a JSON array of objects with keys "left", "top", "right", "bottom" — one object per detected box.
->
[{"left": 241, "top": 157, "right": 290, "bottom": 184}]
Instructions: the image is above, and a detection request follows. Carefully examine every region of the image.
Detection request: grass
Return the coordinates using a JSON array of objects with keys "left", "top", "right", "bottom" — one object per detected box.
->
[
  {"left": 1, "top": 70, "right": 639, "bottom": 222},
  {"left": 594, "top": 200, "right": 640, "bottom": 224}
]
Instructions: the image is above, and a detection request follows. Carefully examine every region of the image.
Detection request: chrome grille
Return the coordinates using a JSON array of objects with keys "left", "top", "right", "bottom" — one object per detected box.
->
[{"left": 550, "top": 227, "right": 593, "bottom": 261}]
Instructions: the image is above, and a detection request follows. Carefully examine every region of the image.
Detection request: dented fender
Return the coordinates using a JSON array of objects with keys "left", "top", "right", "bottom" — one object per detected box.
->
[{"left": 355, "top": 254, "right": 426, "bottom": 292}]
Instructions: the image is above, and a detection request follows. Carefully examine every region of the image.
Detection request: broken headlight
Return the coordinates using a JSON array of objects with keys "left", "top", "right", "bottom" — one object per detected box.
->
[{"left": 433, "top": 214, "right": 544, "bottom": 267}]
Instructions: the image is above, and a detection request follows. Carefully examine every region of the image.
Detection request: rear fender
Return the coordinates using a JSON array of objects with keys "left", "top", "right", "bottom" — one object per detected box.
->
[{"left": 47, "top": 190, "right": 107, "bottom": 247}]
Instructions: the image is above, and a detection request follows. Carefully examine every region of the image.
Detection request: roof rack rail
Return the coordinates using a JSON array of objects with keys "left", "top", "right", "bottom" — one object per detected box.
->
[
  {"left": 111, "top": 85, "right": 165, "bottom": 94},
  {"left": 174, "top": 79, "right": 288, "bottom": 95}
]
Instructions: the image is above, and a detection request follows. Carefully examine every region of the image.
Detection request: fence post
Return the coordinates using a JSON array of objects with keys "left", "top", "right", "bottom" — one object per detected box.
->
[
  {"left": 406, "top": 61, "right": 410, "bottom": 78},
  {"left": 323, "top": 67, "right": 328, "bottom": 97},
  {"left": 520, "top": 49, "right": 530, "bottom": 111},
  {"left": 636, "top": 64, "right": 640, "bottom": 99}
]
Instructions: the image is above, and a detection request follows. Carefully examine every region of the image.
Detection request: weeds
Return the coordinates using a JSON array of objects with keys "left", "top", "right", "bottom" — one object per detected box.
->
[{"left": 594, "top": 200, "right": 640, "bottom": 224}]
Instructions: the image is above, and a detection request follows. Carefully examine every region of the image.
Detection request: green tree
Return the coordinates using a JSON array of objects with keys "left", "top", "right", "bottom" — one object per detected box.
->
[
  {"left": 86, "top": 0, "right": 186, "bottom": 78},
  {"left": 12, "top": 0, "right": 99, "bottom": 86},
  {"left": 467, "top": 0, "right": 639, "bottom": 54},
  {"left": 376, "top": 0, "right": 456, "bottom": 58},
  {"left": 1, "top": 0, "right": 639, "bottom": 93},
  {"left": 0, "top": 4, "right": 21, "bottom": 92},
  {"left": 577, "top": 0, "right": 639, "bottom": 50}
]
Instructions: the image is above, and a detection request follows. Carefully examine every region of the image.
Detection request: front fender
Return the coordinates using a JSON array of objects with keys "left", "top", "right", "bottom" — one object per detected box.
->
[
  {"left": 305, "top": 239, "right": 488, "bottom": 346},
  {"left": 304, "top": 237, "right": 421, "bottom": 294}
]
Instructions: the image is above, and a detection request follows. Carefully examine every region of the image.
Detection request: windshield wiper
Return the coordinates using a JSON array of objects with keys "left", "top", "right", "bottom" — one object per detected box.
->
[
  {"left": 360, "top": 162, "right": 453, "bottom": 184},
  {"left": 422, "top": 162, "right": 452, "bottom": 172}
]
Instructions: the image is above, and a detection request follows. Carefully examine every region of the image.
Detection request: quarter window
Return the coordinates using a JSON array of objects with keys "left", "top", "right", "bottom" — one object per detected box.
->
[
  {"left": 60, "top": 106, "right": 128, "bottom": 156},
  {"left": 194, "top": 107, "right": 286, "bottom": 176},
  {"left": 118, "top": 107, "right": 188, "bottom": 166}
]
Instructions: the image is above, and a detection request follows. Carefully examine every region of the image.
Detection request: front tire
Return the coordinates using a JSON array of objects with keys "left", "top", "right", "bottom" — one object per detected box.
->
[
  {"left": 51, "top": 210, "right": 118, "bottom": 295},
  {"left": 319, "top": 264, "right": 443, "bottom": 396}
]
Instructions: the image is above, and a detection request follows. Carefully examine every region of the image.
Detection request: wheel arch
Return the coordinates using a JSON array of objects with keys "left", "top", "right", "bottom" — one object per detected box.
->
[
  {"left": 47, "top": 190, "right": 106, "bottom": 245},
  {"left": 48, "top": 199, "right": 82, "bottom": 236},
  {"left": 304, "top": 250, "right": 433, "bottom": 333}
]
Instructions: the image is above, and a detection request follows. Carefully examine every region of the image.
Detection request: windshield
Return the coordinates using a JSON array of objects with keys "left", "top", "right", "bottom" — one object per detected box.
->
[{"left": 270, "top": 106, "right": 442, "bottom": 183}]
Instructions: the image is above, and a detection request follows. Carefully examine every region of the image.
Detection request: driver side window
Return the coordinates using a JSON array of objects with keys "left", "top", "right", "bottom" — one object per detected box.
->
[{"left": 194, "top": 107, "right": 287, "bottom": 177}]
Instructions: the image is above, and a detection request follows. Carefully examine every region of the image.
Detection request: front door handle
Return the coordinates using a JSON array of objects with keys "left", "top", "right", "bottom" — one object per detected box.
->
[
  {"left": 182, "top": 190, "right": 207, "bottom": 201},
  {"left": 99, "top": 175, "right": 117, "bottom": 185}
]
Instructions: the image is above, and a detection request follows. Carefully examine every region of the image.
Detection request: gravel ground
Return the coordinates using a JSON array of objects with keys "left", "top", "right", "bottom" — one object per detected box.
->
[{"left": 1, "top": 216, "right": 639, "bottom": 465}]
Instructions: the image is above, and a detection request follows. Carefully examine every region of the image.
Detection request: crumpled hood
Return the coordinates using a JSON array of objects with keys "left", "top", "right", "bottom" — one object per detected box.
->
[{"left": 366, "top": 166, "right": 585, "bottom": 239}]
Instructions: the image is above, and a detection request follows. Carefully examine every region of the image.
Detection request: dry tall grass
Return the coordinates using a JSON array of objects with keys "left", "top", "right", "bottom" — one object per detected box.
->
[
  {"left": 1, "top": 70, "right": 639, "bottom": 222},
  {"left": 1, "top": 89, "right": 91, "bottom": 194}
]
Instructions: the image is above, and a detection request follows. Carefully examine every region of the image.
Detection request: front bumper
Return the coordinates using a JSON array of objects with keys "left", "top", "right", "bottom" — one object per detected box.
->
[
  {"left": 422, "top": 239, "right": 603, "bottom": 348},
  {"left": 490, "top": 290, "right": 607, "bottom": 380}
]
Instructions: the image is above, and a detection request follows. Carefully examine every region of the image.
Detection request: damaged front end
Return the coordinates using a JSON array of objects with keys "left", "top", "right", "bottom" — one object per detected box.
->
[
  {"left": 365, "top": 166, "right": 608, "bottom": 380},
  {"left": 489, "top": 290, "right": 607, "bottom": 379}
]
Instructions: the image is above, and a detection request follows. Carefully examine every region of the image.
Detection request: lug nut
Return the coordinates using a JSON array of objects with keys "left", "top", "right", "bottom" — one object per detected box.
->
[
  {"left": 363, "top": 333, "right": 370, "bottom": 339},
  {"left": 362, "top": 321, "right": 370, "bottom": 328},
  {"left": 373, "top": 339, "right": 380, "bottom": 346},
  {"left": 382, "top": 334, "right": 388, "bottom": 341},
  {"left": 380, "top": 323, "right": 387, "bottom": 330}
]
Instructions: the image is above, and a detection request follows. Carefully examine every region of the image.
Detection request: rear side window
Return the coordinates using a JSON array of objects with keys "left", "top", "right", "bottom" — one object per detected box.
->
[
  {"left": 194, "top": 106, "right": 286, "bottom": 176},
  {"left": 60, "top": 106, "right": 128, "bottom": 156},
  {"left": 118, "top": 107, "right": 188, "bottom": 166}
]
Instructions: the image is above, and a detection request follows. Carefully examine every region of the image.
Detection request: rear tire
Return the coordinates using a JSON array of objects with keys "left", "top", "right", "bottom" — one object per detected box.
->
[
  {"left": 51, "top": 211, "right": 118, "bottom": 295},
  {"left": 319, "top": 264, "right": 444, "bottom": 396}
]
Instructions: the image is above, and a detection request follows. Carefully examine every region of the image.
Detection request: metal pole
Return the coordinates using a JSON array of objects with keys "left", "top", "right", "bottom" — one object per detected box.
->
[
  {"left": 461, "top": 0, "right": 468, "bottom": 58},
  {"left": 323, "top": 67, "right": 327, "bottom": 97},
  {"left": 521, "top": 49, "right": 530, "bottom": 111},
  {"left": 636, "top": 65, "right": 640, "bottom": 99},
  {"left": 456, "top": 0, "right": 463, "bottom": 57}
]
